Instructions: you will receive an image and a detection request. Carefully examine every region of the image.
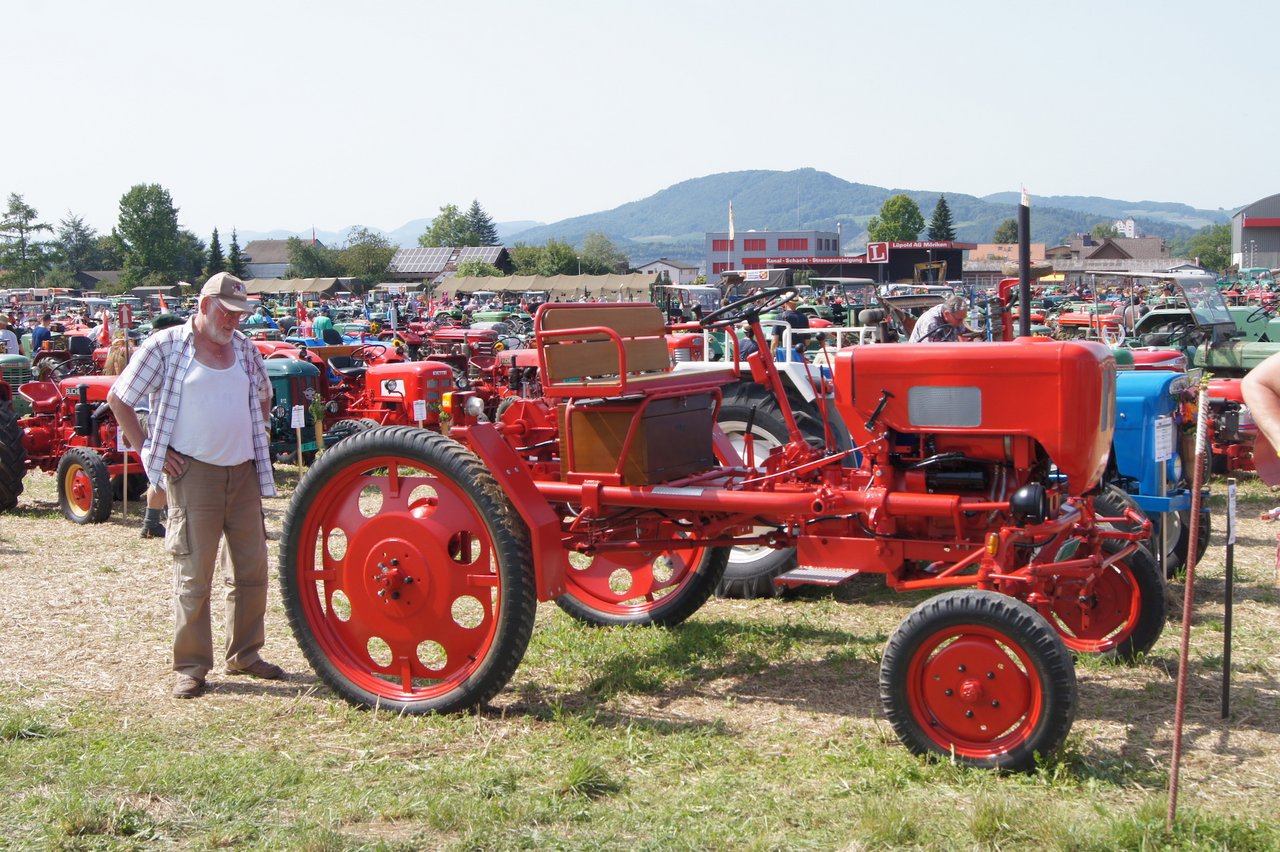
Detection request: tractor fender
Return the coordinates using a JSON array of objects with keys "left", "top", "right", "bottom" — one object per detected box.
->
[
  {"left": 773, "top": 360, "right": 819, "bottom": 404},
  {"left": 454, "top": 422, "right": 567, "bottom": 601}
]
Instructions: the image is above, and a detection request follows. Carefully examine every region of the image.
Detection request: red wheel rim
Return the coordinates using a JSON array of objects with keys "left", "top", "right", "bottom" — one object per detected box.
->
[
  {"left": 294, "top": 454, "right": 504, "bottom": 702},
  {"left": 905, "top": 624, "right": 1043, "bottom": 759},
  {"left": 1042, "top": 561, "right": 1140, "bottom": 654},
  {"left": 564, "top": 536, "right": 706, "bottom": 617},
  {"left": 63, "top": 465, "right": 93, "bottom": 517}
]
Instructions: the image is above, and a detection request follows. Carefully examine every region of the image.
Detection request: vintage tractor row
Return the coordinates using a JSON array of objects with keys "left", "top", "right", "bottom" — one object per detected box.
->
[
  {"left": 278, "top": 288, "right": 1163, "bottom": 771},
  {"left": 0, "top": 374, "right": 143, "bottom": 523},
  {"left": 258, "top": 341, "right": 463, "bottom": 446}
]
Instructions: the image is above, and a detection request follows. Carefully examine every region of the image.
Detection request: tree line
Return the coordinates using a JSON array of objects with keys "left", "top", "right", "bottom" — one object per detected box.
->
[
  {"left": 0, "top": 187, "right": 635, "bottom": 296},
  {"left": 0, "top": 187, "right": 244, "bottom": 294}
]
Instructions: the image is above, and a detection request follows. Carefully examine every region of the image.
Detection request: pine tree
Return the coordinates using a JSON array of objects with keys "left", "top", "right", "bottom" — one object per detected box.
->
[
  {"left": 927, "top": 195, "right": 956, "bottom": 241},
  {"left": 464, "top": 199, "right": 499, "bottom": 246},
  {"left": 206, "top": 228, "right": 226, "bottom": 276},
  {"left": 227, "top": 228, "right": 246, "bottom": 278}
]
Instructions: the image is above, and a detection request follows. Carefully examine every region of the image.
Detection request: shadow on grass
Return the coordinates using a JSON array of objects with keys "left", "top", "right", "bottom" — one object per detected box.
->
[
  {"left": 1069, "top": 649, "right": 1280, "bottom": 785},
  {"left": 506, "top": 615, "right": 887, "bottom": 729}
]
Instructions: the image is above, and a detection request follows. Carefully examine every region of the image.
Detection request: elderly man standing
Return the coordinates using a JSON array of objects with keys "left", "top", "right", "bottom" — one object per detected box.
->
[
  {"left": 108, "top": 272, "right": 284, "bottom": 699},
  {"left": 908, "top": 295, "right": 977, "bottom": 342}
]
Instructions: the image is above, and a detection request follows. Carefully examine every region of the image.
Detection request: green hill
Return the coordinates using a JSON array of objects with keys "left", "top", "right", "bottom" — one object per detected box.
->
[{"left": 505, "top": 168, "right": 1230, "bottom": 267}]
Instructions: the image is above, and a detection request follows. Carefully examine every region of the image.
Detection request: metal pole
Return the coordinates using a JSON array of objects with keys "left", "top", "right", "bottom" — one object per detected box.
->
[
  {"left": 1018, "top": 194, "right": 1031, "bottom": 338},
  {"left": 1222, "top": 478, "right": 1236, "bottom": 719},
  {"left": 1167, "top": 385, "right": 1210, "bottom": 831}
]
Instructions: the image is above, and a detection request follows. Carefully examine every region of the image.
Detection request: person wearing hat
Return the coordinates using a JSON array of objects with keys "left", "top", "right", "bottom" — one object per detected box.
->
[
  {"left": 107, "top": 272, "right": 285, "bottom": 699},
  {"left": 311, "top": 304, "right": 334, "bottom": 337},
  {"left": 771, "top": 294, "right": 810, "bottom": 360},
  {"left": 0, "top": 315, "right": 18, "bottom": 355}
]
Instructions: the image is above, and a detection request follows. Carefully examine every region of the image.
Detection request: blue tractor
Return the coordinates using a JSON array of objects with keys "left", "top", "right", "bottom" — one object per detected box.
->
[{"left": 1107, "top": 368, "right": 1208, "bottom": 576}]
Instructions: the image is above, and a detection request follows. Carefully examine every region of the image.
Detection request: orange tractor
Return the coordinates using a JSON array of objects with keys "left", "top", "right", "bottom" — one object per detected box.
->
[{"left": 277, "top": 287, "right": 1161, "bottom": 771}]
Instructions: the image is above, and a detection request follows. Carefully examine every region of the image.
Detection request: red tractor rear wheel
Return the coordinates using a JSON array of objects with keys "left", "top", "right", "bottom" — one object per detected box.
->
[
  {"left": 56, "top": 447, "right": 112, "bottom": 524},
  {"left": 880, "top": 590, "right": 1076, "bottom": 772},
  {"left": 278, "top": 426, "right": 536, "bottom": 713},
  {"left": 1038, "top": 540, "right": 1164, "bottom": 662},
  {"left": 556, "top": 538, "right": 728, "bottom": 628}
]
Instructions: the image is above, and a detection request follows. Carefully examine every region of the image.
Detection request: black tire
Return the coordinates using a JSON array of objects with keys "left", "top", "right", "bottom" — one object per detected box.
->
[
  {"left": 56, "top": 447, "right": 113, "bottom": 524},
  {"left": 1094, "top": 485, "right": 1148, "bottom": 539},
  {"left": 0, "top": 398, "right": 26, "bottom": 511},
  {"left": 1173, "top": 507, "right": 1211, "bottom": 573},
  {"left": 713, "top": 380, "right": 843, "bottom": 599},
  {"left": 325, "top": 418, "right": 380, "bottom": 445},
  {"left": 279, "top": 426, "right": 536, "bottom": 714},
  {"left": 1039, "top": 539, "right": 1165, "bottom": 663},
  {"left": 880, "top": 590, "right": 1076, "bottom": 772},
  {"left": 555, "top": 545, "right": 729, "bottom": 628}
]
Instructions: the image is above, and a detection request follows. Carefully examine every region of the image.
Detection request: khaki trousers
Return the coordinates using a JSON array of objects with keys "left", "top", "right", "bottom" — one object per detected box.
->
[{"left": 164, "top": 458, "right": 268, "bottom": 679}]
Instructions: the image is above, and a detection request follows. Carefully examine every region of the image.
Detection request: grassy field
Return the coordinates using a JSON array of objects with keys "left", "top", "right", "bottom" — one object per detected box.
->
[{"left": 2, "top": 467, "right": 1279, "bottom": 850}]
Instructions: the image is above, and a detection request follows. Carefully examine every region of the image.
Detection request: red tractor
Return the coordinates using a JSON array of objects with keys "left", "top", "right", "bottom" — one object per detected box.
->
[
  {"left": 258, "top": 341, "right": 457, "bottom": 439},
  {"left": 277, "top": 288, "right": 1161, "bottom": 771},
  {"left": 0, "top": 373, "right": 143, "bottom": 523}
]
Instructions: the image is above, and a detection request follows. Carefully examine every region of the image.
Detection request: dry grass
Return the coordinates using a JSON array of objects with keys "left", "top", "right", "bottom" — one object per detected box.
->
[{"left": 2, "top": 465, "right": 1279, "bottom": 846}]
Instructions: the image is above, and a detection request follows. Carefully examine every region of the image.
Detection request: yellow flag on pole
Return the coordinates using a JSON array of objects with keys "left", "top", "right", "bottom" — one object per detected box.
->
[{"left": 728, "top": 201, "right": 735, "bottom": 242}]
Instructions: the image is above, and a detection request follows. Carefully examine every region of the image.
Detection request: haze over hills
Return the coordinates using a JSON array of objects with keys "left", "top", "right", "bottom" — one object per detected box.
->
[
  {"left": 237, "top": 220, "right": 542, "bottom": 250},
  {"left": 240, "top": 169, "right": 1231, "bottom": 268}
]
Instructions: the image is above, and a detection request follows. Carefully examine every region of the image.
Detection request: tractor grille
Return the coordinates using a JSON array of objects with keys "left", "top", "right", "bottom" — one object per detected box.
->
[
  {"left": 2, "top": 363, "right": 33, "bottom": 387},
  {"left": 467, "top": 335, "right": 495, "bottom": 358},
  {"left": 292, "top": 375, "right": 320, "bottom": 426}
]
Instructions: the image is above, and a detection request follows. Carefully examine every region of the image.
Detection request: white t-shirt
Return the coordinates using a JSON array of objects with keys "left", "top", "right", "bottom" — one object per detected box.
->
[{"left": 170, "top": 358, "right": 255, "bottom": 467}]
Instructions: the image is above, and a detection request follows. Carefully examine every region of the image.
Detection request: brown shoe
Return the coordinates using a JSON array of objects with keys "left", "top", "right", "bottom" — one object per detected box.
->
[
  {"left": 227, "top": 659, "right": 285, "bottom": 680},
  {"left": 173, "top": 674, "right": 205, "bottom": 699}
]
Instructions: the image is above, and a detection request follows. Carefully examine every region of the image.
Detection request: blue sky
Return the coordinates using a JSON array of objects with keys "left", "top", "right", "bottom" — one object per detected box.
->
[{"left": 1, "top": 0, "right": 1270, "bottom": 239}]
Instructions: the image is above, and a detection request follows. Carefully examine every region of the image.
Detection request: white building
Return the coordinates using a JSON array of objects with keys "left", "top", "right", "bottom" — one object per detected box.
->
[
  {"left": 1113, "top": 218, "right": 1139, "bottom": 238},
  {"left": 635, "top": 257, "right": 700, "bottom": 285}
]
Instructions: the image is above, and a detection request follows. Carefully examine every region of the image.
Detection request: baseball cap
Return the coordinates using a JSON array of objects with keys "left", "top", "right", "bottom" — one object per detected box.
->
[{"left": 200, "top": 272, "right": 252, "bottom": 313}]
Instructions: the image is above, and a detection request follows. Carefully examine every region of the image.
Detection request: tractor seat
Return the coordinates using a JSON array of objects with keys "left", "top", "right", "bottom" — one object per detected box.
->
[
  {"left": 20, "top": 381, "right": 61, "bottom": 414},
  {"left": 326, "top": 355, "right": 367, "bottom": 380}
]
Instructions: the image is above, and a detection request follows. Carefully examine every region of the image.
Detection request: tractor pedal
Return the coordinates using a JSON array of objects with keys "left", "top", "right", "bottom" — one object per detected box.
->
[{"left": 774, "top": 566, "right": 861, "bottom": 588}]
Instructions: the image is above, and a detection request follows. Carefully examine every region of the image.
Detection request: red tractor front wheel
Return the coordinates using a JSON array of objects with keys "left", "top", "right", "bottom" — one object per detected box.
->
[
  {"left": 279, "top": 426, "right": 536, "bottom": 713},
  {"left": 56, "top": 447, "right": 112, "bottom": 524},
  {"left": 880, "top": 590, "right": 1076, "bottom": 772}
]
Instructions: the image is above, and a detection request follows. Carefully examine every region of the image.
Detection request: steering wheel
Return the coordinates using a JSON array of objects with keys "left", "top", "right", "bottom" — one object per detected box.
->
[
  {"left": 50, "top": 357, "right": 96, "bottom": 380},
  {"left": 700, "top": 287, "right": 797, "bottom": 329},
  {"left": 1246, "top": 302, "right": 1278, "bottom": 324},
  {"left": 348, "top": 343, "right": 388, "bottom": 364}
]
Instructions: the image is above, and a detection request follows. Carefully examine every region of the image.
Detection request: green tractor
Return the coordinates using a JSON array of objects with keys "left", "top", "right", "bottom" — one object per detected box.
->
[{"left": 0, "top": 353, "right": 34, "bottom": 417}]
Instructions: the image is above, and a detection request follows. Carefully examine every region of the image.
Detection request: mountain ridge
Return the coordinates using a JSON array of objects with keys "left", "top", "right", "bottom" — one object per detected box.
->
[{"left": 240, "top": 169, "right": 1232, "bottom": 268}]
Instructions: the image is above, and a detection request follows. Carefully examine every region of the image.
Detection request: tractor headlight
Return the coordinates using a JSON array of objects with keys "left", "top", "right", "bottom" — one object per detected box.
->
[
  {"left": 271, "top": 405, "right": 286, "bottom": 419},
  {"left": 464, "top": 396, "right": 485, "bottom": 418},
  {"left": 326, "top": 400, "right": 340, "bottom": 414},
  {"left": 1167, "top": 453, "right": 1183, "bottom": 484}
]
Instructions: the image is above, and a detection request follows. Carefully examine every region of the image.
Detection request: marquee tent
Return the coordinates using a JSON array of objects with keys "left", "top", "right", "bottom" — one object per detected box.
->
[{"left": 439, "top": 273, "right": 658, "bottom": 300}]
